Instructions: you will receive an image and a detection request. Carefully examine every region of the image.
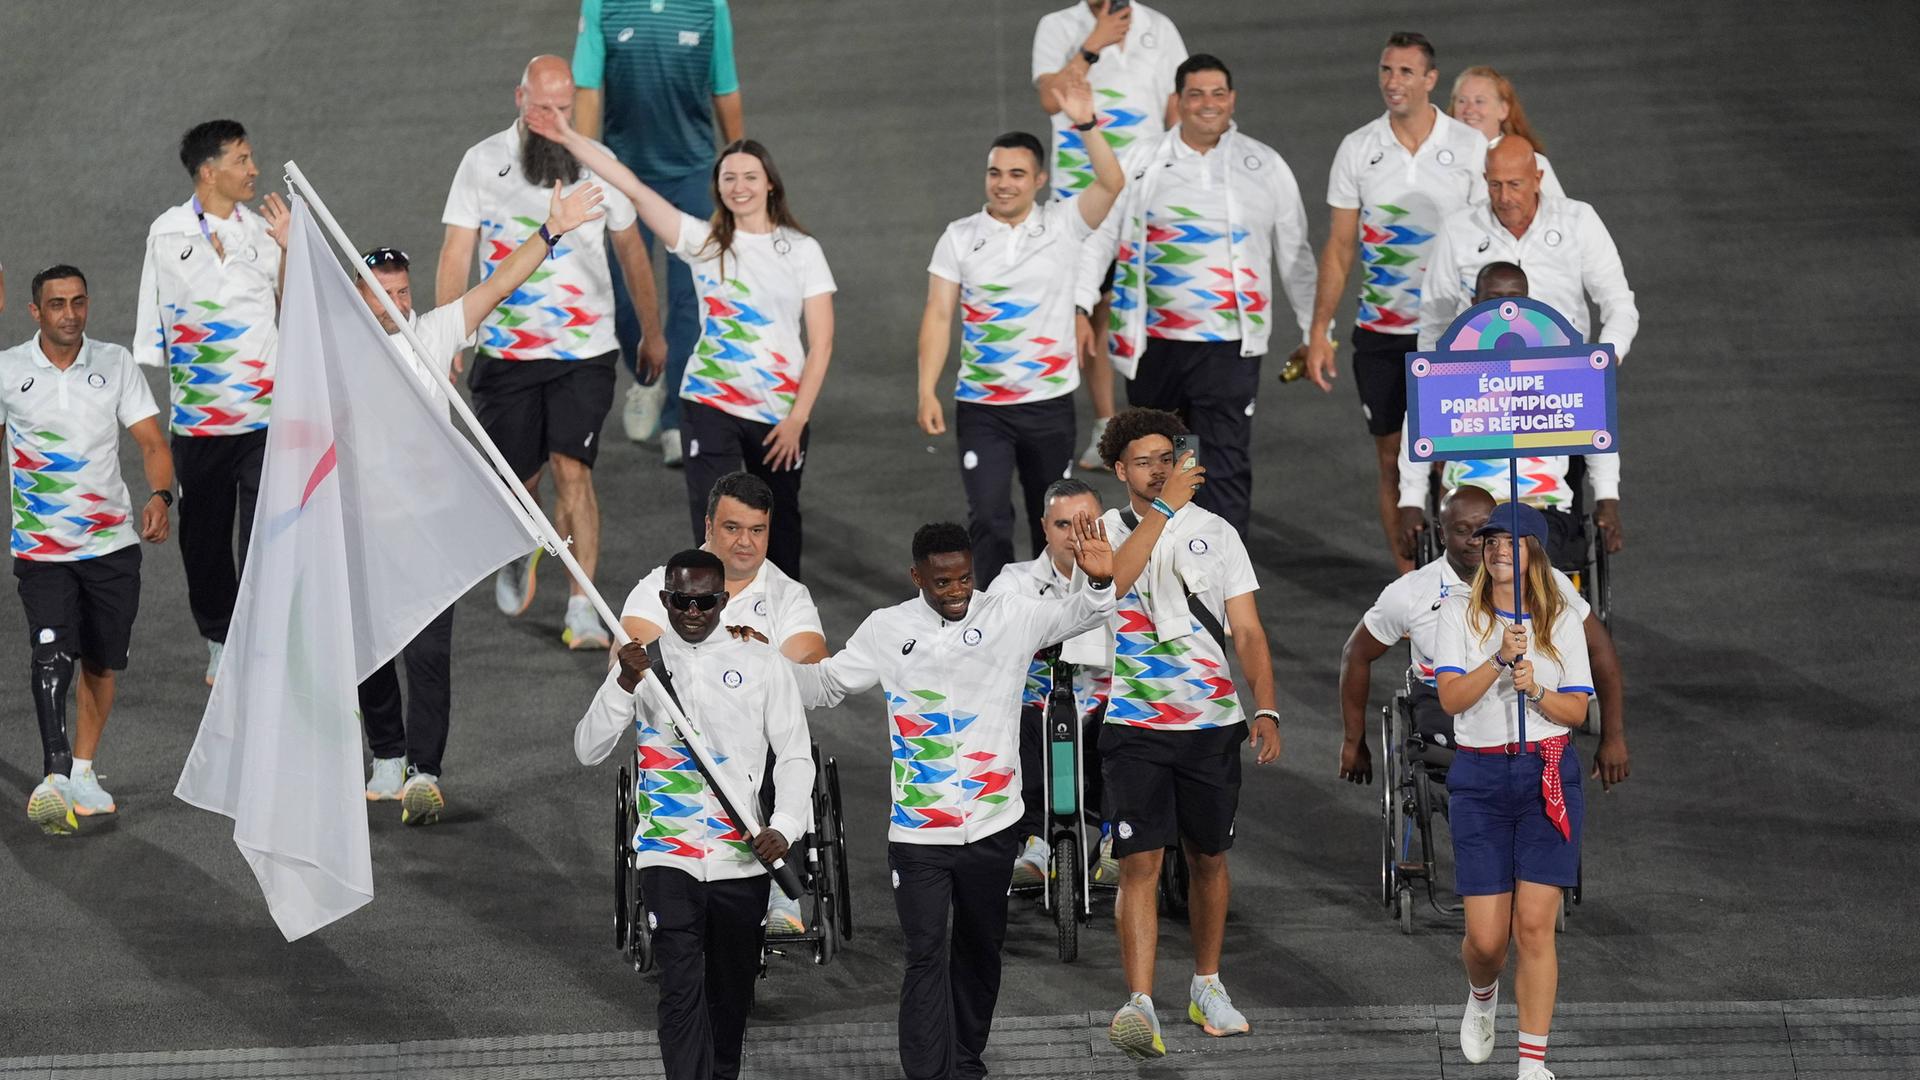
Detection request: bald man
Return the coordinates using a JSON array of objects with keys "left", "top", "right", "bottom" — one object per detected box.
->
[{"left": 438, "top": 56, "right": 664, "bottom": 652}]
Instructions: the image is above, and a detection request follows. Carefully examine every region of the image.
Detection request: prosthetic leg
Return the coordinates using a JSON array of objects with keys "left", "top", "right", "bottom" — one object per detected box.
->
[{"left": 32, "top": 630, "right": 75, "bottom": 780}]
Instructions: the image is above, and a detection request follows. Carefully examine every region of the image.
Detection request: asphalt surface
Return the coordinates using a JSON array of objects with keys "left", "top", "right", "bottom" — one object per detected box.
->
[{"left": 1, "top": 0, "right": 1916, "bottom": 1062}]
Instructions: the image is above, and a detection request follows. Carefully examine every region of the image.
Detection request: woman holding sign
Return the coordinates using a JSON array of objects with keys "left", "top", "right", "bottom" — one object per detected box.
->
[{"left": 1433, "top": 501, "right": 1592, "bottom": 1079}]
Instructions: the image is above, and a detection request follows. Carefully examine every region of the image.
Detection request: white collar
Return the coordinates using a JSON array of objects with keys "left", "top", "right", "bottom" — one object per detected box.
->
[
  {"left": 1370, "top": 104, "right": 1456, "bottom": 156},
  {"left": 30, "top": 333, "right": 91, "bottom": 370}
]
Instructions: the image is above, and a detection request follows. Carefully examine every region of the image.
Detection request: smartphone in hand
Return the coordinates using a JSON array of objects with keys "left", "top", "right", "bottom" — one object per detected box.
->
[{"left": 1171, "top": 434, "right": 1201, "bottom": 471}]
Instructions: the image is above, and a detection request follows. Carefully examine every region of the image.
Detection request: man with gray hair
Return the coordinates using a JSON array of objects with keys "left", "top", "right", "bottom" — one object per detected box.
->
[{"left": 437, "top": 55, "right": 663, "bottom": 652}]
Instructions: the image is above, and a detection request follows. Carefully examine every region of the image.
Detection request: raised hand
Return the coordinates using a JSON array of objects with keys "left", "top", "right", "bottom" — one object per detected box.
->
[
  {"left": 524, "top": 103, "right": 577, "bottom": 145},
  {"left": 547, "top": 180, "right": 606, "bottom": 235},
  {"left": 1070, "top": 510, "right": 1114, "bottom": 584},
  {"left": 1055, "top": 73, "right": 1097, "bottom": 128},
  {"left": 260, "top": 192, "right": 292, "bottom": 250},
  {"left": 1160, "top": 456, "right": 1206, "bottom": 511},
  {"left": 1085, "top": 1, "right": 1132, "bottom": 52}
]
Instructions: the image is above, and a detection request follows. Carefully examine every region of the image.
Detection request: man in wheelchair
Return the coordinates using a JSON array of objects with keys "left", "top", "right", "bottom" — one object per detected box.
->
[
  {"left": 575, "top": 549, "right": 815, "bottom": 1080},
  {"left": 1338, "top": 485, "right": 1628, "bottom": 790}
]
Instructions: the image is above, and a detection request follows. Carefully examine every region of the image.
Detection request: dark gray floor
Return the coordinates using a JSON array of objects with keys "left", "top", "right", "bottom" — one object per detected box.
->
[{"left": 1, "top": 0, "right": 1917, "bottom": 1066}]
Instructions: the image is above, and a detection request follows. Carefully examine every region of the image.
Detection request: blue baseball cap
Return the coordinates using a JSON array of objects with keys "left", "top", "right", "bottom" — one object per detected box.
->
[{"left": 1473, "top": 501, "right": 1549, "bottom": 547}]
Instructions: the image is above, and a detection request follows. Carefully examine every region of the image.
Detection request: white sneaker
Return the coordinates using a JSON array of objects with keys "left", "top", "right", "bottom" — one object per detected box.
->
[
  {"left": 205, "top": 640, "right": 224, "bottom": 687},
  {"left": 563, "top": 596, "right": 610, "bottom": 651},
  {"left": 1460, "top": 1002, "right": 1496, "bottom": 1063},
  {"left": 1076, "top": 416, "right": 1111, "bottom": 471},
  {"left": 622, "top": 380, "right": 665, "bottom": 443},
  {"left": 661, "top": 427, "right": 684, "bottom": 468},
  {"left": 366, "top": 757, "right": 406, "bottom": 801},
  {"left": 1517, "top": 1067, "right": 1555, "bottom": 1080},
  {"left": 1108, "top": 993, "right": 1165, "bottom": 1060},
  {"left": 494, "top": 548, "right": 541, "bottom": 617},
  {"left": 401, "top": 771, "right": 444, "bottom": 826},
  {"left": 1012, "top": 834, "right": 1049, "bottom": 887},
  {"left": 1188, "top": 974, "right": 1249, "bottom": 1036},
  {"left": 766, "top": 888, "right": 806, "bottom": 934},
  {"left": 67, "top": 769, "right": 116, "bottom": 816}
]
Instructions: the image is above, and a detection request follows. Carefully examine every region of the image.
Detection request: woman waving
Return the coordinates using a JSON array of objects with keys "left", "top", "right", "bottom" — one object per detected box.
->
[
  {"left": 1434, "top": 502, "right": 1593, "bottom": 1080},
  {"left": 530, "top": 107, "right": 835, "bottom": 580}
]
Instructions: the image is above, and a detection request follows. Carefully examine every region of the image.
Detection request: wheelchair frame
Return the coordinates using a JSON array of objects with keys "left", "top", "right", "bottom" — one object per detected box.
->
[{"left": 614, "top": 742, "right": 853, "bottom": 974}]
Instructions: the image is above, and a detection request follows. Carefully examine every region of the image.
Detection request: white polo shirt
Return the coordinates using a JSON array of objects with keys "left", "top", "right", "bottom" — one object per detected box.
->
[
  {"left": 673, "top": 214, "right": 836, "bottom": 426},
  {"left": 1327, "top": 107, "right": 1488, "bottom": 335},
  {"left": 0, "top": 335, "right": 160, "bottom": 561},
  {"left": 987, "top": 551, "right": 1114, "bottom": 720},
  {"left": 1416, "top": 195, "right": 1639, "bottom": 360},
  {"left": 133, "top": 198, "right": 281, "bottom": 436},
  {"left": 929, "top": 200, "right": 1090, "bottom": 406},
  {"left": 1364, "top": 557, "right": 1589, "bottom": 687},
  {"left": 623, "top": 555, "right": 823, "bottom": 649},
  {"left": 388, "top": 302, "right": 471, "bottom": 400},
  {"left": 441, "top": 125, "right": 639, "bottom": 361},
  {"left": 1434, "top": 597, "right": 1592, "bottom": 748},
  {"left": 1030, "top": 2, "right": 1187, "bottom": 203}
]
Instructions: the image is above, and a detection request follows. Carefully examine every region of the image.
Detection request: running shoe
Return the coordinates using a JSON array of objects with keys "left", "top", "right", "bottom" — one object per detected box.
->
[
  {"left": 366, "top": 757, "right": 406, "bottom": 801},
  {"left": 1517, "top": 1068, "right": 1555, "bottom": 1080},
  {"left": 1108, "top": 994, "right": 1165, "bottom": 1060},
  {"left": 205, "top": 640, "right": 224, "bottom": 688},
  {"left": 1093, "top": 830, "right": 1120, "bottom": 884},
  {"left": 1189, "top": 975, "right": 1249, "bottom": 1036},
  {"left": 67, "top": 769, "right": 116, "bottom": 816},
  {"left": 1076, "top": 416, "right": 1111, "bottom": 471},
  {"left": 562, "top": 598, "right": 611, "bottom": 651},
  {"left": 401, "top": 772, "right": 444, "bottom": 826},
  {"left": 1012, "top": 835, "right": 1049, "bottom": 887},
  {"left": 766, "top": 889, "right": 806, "bottom": 934},
  {"left": 661, "top": 428, "right": 684, "bottom": 469},
  {"left": 622, "top": 380, "right": 665, "bottom": 444},
  {"left": 27, "top": 775, "right": 77, "bottom": 836},
  {"left": 495, "top": 549, "right": 541, "bottom": 617},
  {"left": 1460, "top": 1003, "right": 1496, "bottom": 1063}
]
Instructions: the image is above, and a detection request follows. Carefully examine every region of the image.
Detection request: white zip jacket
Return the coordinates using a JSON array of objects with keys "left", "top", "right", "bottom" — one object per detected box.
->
[
  {"left": 575, "top": 633, "right": 815, "bottom": 882},
  {"left": 1076, "top": 124, "right": 1316, "bottom": 375},
  {"left": 794, "top": 584, "right": 1115, "bottom": 845}
]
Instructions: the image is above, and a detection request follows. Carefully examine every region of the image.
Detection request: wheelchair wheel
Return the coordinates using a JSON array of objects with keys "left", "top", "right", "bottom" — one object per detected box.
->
[
  {"left": 1378, "top": 704, "right": 1396, "bottom": 911},
  {"left": 629, "top": 863, "right": 653, "bottom": 972},
  {"left": 1159, "top": 846, "right": 1190, "bottom": 918},
  {"left": 1053, "top": 834, "right": 1079, "bottom": 963},
  {"left": 614, "top": 767, "right": 631, "bottom": 951},
  {"left": 1415, "top": 523, "right": 1441, "bottom": 568},
  {"left": 1396, "top": 884, "right": 1414, "bottom": 935},
  {"left": 827, "top": 757, "right": 853, "bottom": 940},
  {"left": 1592, "top": 529, "right": 1612, "bottom": 628}
]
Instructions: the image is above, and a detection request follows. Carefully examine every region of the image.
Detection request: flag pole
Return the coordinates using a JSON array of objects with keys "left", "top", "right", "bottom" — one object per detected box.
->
[{"left": 281, "top": 162, "right": 800, "bottom": 891}]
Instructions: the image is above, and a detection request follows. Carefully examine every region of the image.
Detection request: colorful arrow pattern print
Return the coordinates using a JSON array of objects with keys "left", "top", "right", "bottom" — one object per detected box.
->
[
  {"left": 956, "top": 284, "right": 1073, "bottom": 403},
  {"left": 1052, "top": 89, "right": 1149, "bottom": 201},
  {"left": 630, "top": 714, "right": 750, "bottom": 863},
  {"left": 888, "top": 688, "right": 1010, "bottom": 831},
  {"left": 164, "top": 298, "right": 271, "bottom": 436},
  {"left": 477, "top": 216, "right": 599, "bottom": 360},
  {"left": 1140, "top": 206, "right": 1258, "bottom": 342},
  {"left": 682, "top": 273, "right": 800, "bottom": 424},
  {"left": 1355, "top": 203, "right": 1434, "bottom": 333},
  {"left": 1104, "top": 598, "right": 1240, "bottom": 730},
  {"left": 1444, "top": 457, "right": 1573, "bottom": 507},
  {"left": 10, "top": 430, "right": 127, "bottom": 559}
]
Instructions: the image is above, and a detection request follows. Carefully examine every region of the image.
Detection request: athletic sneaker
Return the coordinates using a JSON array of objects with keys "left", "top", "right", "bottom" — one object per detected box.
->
[
  {"left": 661, "top": 427, "right": 684, "bottom": 468},
  {"left": 563, "top": 597, "right": 611, "bottom": 651},
  {"left": 766, "top": 889, "right": 806, "bottom": 934},
  {"left": 1012, "top": 834, "right": 1049, "bottom": 887},
  {"left": 495, "top": 548, "right": 541, "bottom": 617},
  {"left": 401, "top": 772, "right": 444, "bottom": 826},
  {"left": 27, "top": 775, "right": 77, "bottom": 836},
  {"left": 1108, "top": 994, "right": 1165, "bottom": 1060},
  {"left": 1093, "top": 830, "right": 1120, "bottom": 884},
  {"left": 205, "top": 640, "right": 224, "bottom": 687},
  {"left": 1076, "top": 416, "right": 1111, "bottom": 471},
  {"left": 366, "top": 757, "right": 406, "bottom": 801},
  {"left": 622, "top": 380, "right": 665, "bottom": 444},
  {"left": 66, "top": 769, "right": 116, "bottom": 816},
  {"left": 1460, "top": 1002, "right": 1496, "bottom": 1063},
  {"left": 1517, "top": 1068, "right": 1555, "bottom": 1080},
  {"left": 1189, "top": 974, "right": 1249, "bottom": 1036}
]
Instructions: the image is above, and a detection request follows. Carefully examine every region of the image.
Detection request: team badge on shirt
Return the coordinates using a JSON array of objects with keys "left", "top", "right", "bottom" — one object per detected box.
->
[
  {"left": 963, "top": 628, "right": 983, "bottom": 646},
  {"left": 723, "top": 670, "right": 744, "bottom": 688}
]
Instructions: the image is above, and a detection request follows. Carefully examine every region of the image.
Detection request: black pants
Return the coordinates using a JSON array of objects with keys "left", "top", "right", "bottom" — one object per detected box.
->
[
  {"left": 641, "top": 867, "right": 768, "bottom": 1080},
  {"left": 889, "top": 827, "right": 1019, "bottom": 1080},
  {"left": 1128, "top": 339, "right": 1261, "bottom": 538},
  {"left": 683, "top": 400, "right": 808, "bottom": 581},
  {"left": 357, "top": 604, "right": 455, "bottom": 776},
  {"left": 173, "top": 430, "right": 266, "bottom": 642},
  {"left": 954, "top": 398, "right": 1075, "bottom": 589},
  {"left": 1016, "top": 702, "right": 1105, "bottom": 840}
]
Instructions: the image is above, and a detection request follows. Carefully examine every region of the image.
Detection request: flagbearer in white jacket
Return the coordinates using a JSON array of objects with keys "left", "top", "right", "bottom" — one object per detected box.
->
[
  {"left": 574, "top": 549, "right": 814, "bottom": 1080},
  {"left": 1075, "top": 54, "right": 1317, "bottom": 539},
  {"left": 792, "top": 517, "right": 1118, "bottom": 1080},
  {"left": 1090, "top": 406, "right": 1282, "bottom": 1059}
]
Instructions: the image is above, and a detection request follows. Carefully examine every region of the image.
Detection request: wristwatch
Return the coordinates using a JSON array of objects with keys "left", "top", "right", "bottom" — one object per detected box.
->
[
  {"left": 1073, "top": 118, "right": 1098, "bottom": 132},
  {"left": 1526, "top": 686, "right": 1547, "bottom": 705},
  {"left": 538, "top": 223, "right": 564, "bottom": 250},
  {"left": 1080, "top": 47, "right": 1101, "bottom": 65},
  {"left": 150, "top": 489, "right": 174, "bottom": 508}
]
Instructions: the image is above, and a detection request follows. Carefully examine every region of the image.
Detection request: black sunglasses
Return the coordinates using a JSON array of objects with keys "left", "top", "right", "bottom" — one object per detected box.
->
[
  {"left": 362, "top": 247, "right": 410, "bottom": 270},
  {"left": 666, "top": 590, "right": 726, "bottom": 612}
]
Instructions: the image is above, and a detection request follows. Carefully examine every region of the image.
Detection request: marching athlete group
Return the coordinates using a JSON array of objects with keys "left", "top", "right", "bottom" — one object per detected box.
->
[{"left": 3, "top": 3, "right": 1643, "bottom": 1079}]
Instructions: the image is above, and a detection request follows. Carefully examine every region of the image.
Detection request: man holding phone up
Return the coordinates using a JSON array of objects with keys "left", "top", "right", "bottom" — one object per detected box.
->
[{"left": 1091, "top": 406, "right": 1282, "bottom": 1059}]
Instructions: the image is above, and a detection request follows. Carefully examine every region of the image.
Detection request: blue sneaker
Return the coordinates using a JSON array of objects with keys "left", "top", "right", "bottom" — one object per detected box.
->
[
  {"left": 67, "top": 769, "right": 116, "bottom": 816},
  {"left": 27, "top": 775, "right": 78, "bottom": 836}
]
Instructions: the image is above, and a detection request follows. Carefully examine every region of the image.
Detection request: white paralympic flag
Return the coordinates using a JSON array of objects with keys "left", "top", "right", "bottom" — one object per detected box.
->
[{"left": 176, "top": 198, "right": 537, "bottom": 940}]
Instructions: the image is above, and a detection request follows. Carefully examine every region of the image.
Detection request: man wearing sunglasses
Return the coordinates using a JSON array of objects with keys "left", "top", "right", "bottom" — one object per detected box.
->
[
  {"left": 349, "top": 178, "right": 606, "bottom": 824},
  {"left": 619, "top": 469, "right": 824, "bottom": 932},
  {"left": 792, "top": 517, "right": 1118, "bottom": 1080},
  {"left": 575, "top": 548, "right": 813, "bottom": 1080}
]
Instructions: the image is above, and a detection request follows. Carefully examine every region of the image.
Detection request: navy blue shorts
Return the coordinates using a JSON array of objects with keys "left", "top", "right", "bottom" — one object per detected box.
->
[{"left": 1446, "top": 743, "right": 1584, "bottom": 895}]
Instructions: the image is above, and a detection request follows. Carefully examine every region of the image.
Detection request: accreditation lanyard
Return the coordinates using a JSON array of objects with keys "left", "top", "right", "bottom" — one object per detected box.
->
[{"left": 191, "top": 196, "right": 245, "bottom": 260}]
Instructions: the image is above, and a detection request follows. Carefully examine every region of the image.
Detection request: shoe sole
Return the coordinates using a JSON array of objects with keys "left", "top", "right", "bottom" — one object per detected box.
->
[
  {"left": 1188, "top": 1001, "right": 1248, "bottom": 1036},
  {"left": 1108, "top": 1011, "right": 1165, "bottom": 1060},
  {"left": 498, "top": 551, "right": 542, "bottom": 617},
  {"left": 365, "top": 791, "right": 402, "bottom": 802},
  {"left": 28, "top": 790, "right": 78, "bottom": 836},
  {"left": 401, "top": 784, "right": 444, "bottom": 826},
  {"left": 72, "top": 801, "right": 117, "bottom": 817},
  {"left": 563, "top": 629, "right": 611, "bottom": 651},
  {"left": 767, "top": 917, "right": 807, "bottom": 934}
]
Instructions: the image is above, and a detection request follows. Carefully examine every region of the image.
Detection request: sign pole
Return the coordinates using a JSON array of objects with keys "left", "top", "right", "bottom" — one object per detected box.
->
[{"left": 1511, "top": 463, "right": 1526, "bottom": 747}]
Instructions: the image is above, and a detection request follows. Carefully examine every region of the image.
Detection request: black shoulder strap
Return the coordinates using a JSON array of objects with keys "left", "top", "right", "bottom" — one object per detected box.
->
[
  {"left": 644, "top": 639, "right": 682, "bottom": 712},
  {"left": 1119, "top": 507, "right": 1228, "bottom": 653}
]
